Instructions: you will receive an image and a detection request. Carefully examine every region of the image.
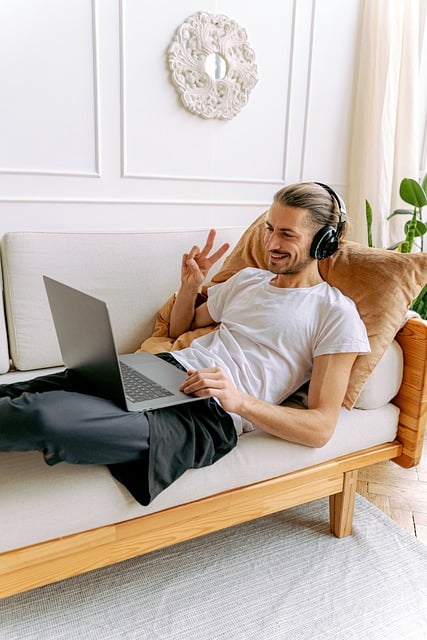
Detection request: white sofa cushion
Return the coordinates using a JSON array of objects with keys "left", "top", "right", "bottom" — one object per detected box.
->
[
  {"left": 1, "top": 229, "right": 244, "bottom": 371},
  {"left": 0, "top": 260, "right": 10, "bottom": 373},
  {"left": 0, "top": 402, "right": 399, "bottom": 553},
  {"left": 354, "top": 340, "right": 403, "bottom": 410}
]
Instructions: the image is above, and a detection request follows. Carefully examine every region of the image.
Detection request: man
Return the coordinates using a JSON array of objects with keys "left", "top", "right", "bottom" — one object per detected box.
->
[
  {"left": 168, "top": 181, "right": 370, "bottom": 445},
  {"left": 0, "top": 182, "right": 370, "bottom": 505}
]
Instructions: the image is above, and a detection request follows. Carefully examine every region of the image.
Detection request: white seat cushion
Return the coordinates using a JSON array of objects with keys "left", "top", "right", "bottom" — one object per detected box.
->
[{"left": 0, "top": 403, "right": 399, "bottom": 552}]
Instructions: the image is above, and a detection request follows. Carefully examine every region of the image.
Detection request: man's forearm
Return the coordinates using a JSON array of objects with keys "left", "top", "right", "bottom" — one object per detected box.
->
[
  {"left": 236, "top": 394, "right": 337, "bottom": 448},
  {"left": 169, "top": 287, "right": 198, "bottom": 338}
]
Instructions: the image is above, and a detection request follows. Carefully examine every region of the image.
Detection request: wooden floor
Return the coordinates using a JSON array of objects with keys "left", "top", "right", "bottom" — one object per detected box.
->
[{"left": 357, "top": 434, "right": 427, "bottom": 544}]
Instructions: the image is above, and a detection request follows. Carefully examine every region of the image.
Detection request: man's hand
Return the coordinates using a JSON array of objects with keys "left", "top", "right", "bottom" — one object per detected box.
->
[
  {"left": 169, "top": 229, "right": 230, "bottom": 338},
  {"left": 180, "top": 229, "right": 230, "bottom": 294},
  {"left": 180, "top": 367, "right": 243, "bottom": 414}
]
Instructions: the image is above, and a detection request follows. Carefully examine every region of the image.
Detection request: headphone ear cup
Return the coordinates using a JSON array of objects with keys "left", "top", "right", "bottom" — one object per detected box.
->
[{"left": 310, "top": 226, "right": 339, "bottom": 260}]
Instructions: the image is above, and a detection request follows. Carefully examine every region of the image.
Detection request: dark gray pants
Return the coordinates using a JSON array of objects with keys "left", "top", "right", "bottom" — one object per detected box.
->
[
  {"left": 0, "top": 370, "right": 150, "bottom": 465},
  {"left": 0, "top": 365, "right": 237, "bottom": 505}
]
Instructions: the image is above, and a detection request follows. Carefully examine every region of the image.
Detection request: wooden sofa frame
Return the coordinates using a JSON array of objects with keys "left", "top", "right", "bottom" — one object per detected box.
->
[{"left": 1, "top": 317, "right": 426, "bottom": 599}]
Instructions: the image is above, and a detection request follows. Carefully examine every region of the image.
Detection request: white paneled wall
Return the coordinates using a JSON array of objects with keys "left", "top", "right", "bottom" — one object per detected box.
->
[
  {"left": 0, "top": 0, "right": 98, "bottom": 177},
  {"left": 0, "top": 0, "right": 362, "bottom": 234}
]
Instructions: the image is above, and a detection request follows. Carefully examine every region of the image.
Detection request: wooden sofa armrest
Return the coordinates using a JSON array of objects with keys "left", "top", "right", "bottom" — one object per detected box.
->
[{"left": 392, "top": 317, "right": 427, "bottom": 468}]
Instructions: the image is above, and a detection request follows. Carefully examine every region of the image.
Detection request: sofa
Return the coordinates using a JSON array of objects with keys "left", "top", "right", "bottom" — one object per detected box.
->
[{"left": 1, "top": 219, "right": 426, "bottom": 599}]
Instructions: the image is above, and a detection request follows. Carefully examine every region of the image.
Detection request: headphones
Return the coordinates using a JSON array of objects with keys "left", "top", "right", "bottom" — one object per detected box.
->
[{"left": 309, "top": 182, "right": 347, "bottom": 260}]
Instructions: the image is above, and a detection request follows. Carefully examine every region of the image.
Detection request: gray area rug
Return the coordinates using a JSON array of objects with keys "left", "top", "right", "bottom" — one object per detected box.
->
[{"left": 1, "top": 495, "right": 427, "bottom": 639}]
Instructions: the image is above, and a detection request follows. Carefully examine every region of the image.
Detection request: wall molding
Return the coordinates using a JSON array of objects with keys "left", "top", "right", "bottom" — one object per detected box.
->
[
  {"left": 0, "top": 197, "right": 270, "bottom": 206},
  {"left": 0, "top": 169, "right": 100, "bottom": 178},
  {"left": 123, "top": 172, "right": 284, "bottom": 185},
  {"left": 282, "top": 0, "right": 298, "bottom": 184},
  {"left": 0, "top": 0, "right": 101, "bottom": 178},
  {"left": 119, "top": 0, "right": 286, "bottom": 186},
  {"left": 299, "top": 0, "right": 316, "bottom": 181},
  {"left": 282, "top": 0, "right": 316, "bottom": 184},
  {"left": 91, "top": 0, "right": 101, "bottom": 177},
  {"left": 119, "top": 0, "right": 127, "bottom": 180}
]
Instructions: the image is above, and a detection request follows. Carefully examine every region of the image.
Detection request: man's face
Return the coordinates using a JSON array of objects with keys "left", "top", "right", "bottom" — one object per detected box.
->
[{"left": 264, "top": 203, "right": 315, "bottom": 275}]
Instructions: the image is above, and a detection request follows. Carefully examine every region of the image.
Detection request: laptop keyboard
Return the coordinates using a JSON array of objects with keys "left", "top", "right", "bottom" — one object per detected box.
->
[{"left": 120, "top": 362, "right": 174, "bottom": 403}]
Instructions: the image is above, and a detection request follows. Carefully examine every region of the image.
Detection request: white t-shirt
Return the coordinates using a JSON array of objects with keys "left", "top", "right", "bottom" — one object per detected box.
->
[{"left": 173, "top": 268, "right": 370, "bottom": 435}]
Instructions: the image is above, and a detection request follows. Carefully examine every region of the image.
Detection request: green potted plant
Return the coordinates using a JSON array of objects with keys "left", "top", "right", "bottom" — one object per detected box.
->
[{"left": 365, "top": 174, "right": 427, "bottom": 318}]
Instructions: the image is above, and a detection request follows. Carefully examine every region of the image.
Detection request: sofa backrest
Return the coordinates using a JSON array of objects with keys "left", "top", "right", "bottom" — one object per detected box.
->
[
  {"left": 0, "top": 259, "right": 10, "bottom": 373},
  {"left": 0, "top": 228, "right": 245, "bottom": 372}
]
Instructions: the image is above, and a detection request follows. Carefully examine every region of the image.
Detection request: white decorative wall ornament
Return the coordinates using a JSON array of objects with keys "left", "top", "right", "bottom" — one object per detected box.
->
[{"left": 167, "top": 12, "right": 258, "bottom": 120}]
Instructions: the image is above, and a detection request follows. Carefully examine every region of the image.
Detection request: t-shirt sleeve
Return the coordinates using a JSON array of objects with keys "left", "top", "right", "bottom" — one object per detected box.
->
[{"left": 313, "top": 299, "right": 371, "bottom": 357}]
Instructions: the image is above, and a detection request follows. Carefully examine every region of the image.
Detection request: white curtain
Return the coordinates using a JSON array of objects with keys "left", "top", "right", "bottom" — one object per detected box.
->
[{"left": 347, "top": 0, "right": 427, "bottom": 247}]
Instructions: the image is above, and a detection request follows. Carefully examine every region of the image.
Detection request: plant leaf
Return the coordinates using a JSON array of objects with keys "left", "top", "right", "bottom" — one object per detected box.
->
[
  {"left": 365, "top": 199, "right": 374, "bottom": 247},
  {"left": 387, "top": 240, "right": 404, "bottom": 250},
  {"left": 387, "top": 208, "right": 413, "bottom": 219},
  {"left": 365, "top": 200, "right": 372, "bottom": 222},
  {"left": 398, "top": 241, "right": 411, "bottom": 253},
  {"left": 411, "top": 282, "right": 427, "bottom": 318},
  {"left": 404, "top": 219, "right": 427, "bottom": 237},
  {"left": 399, "top": 178, "right": 427, "bottom": 207},
  {"left": 421, "top": 173, "right": 427, "bottom": 193}
]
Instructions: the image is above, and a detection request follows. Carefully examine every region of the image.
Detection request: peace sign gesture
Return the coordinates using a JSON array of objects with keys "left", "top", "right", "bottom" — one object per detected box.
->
[{"left": 181, "top": 229, "right": 230, "bottom": 293}]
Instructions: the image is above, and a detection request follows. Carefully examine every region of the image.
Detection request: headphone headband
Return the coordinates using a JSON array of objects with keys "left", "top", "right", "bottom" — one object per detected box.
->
[
  {"left": 310, "top": 182, "right": 347, "bottom": 260},
  {"left": 314, "top": 182, "right": 347, "bottom": 227}
]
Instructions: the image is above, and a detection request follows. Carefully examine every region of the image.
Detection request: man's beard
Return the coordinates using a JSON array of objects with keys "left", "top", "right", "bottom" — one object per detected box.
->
[{"left": 267, "top": 254, "right": 313, "bottom": 275}]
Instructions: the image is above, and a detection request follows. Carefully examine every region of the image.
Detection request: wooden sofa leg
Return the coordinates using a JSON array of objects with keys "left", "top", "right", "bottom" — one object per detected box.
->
[{"left": 329, "top": 469, "right": 358, "bottom": 538}]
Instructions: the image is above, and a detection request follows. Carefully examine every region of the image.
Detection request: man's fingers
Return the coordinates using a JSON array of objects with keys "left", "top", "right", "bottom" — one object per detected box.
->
[
  {"left": 180, "top": 368, "right": 224, "bottom": 394},
  {"left": 208, "top": 242, "right": 230, "bottom": 265},
  {"left": 199, "top": 231, "right": 230, "bottom": 269},
  {"left": 186, "top": 230, "right": 229, "bottom": 268},
  {"left": 188, "top": 245, "right": 200, "bottom": 260},
  {"left": 199, "top": 229, "right": 216, "bottom": 257}
]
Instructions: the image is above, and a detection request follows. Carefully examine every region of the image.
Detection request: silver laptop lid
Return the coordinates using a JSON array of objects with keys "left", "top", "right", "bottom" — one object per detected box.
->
[
  {"left": 44, "top": 276, "right": 128, "bottom": 409},
  {"left": 43, "top": 276, "right": 204, "bottom": 412}
]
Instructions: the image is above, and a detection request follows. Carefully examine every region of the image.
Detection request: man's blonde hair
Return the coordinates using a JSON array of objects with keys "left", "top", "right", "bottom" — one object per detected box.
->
[{"left": 273, "top": 182, "right": 347, "bottom": 239}]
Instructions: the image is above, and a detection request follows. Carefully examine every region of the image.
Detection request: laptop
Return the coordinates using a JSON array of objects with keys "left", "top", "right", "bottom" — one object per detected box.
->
[{"left": 43, "top": 276, "right": 204, "bottom": 412}]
